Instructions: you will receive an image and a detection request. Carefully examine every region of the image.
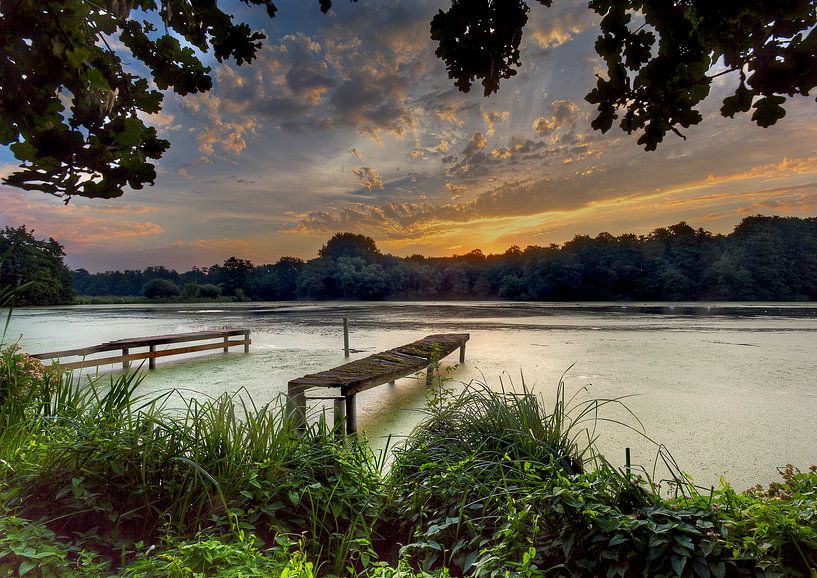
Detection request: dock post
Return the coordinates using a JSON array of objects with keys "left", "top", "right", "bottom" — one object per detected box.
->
[
  {"left": 345, "top": 393, "right": 357, "bottom": 434},
  {"left": 223, "top": 335, "right": 229, "bottom": 353},
  {"left": 343, "top": 317, "right": 350, "bottom": 357},
  {"left": 334, "top": 398, "right": 346, "bottom": 437},
  {"left": 243, "top": 331, "right": 250, "bottom": 353},
  {"left": 426, "top": 365, "right": 434, "bottom": 387},
  {"left": 122, "top": 348, "right": 130, "bottom": 370},
  {"left": 287, "top": 384, "right": 308, "bottom": 430},
  {"left": 459, "top": 341, "right": 466, "bottom": 363},
  {"left": 625, "top": 447, "right": 631, "bottom": 480},
  {"left": 149, "top": 345, "right": 156, "bottom": 370}
]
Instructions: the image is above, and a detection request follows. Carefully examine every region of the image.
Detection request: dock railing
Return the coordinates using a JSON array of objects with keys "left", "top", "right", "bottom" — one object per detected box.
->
[{"left": 31, "top": 329, "right": 251, "bottom": 371}]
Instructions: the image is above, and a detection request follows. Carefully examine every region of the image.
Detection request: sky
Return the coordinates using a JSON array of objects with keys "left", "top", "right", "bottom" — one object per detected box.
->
[{"left": 1, "top": 0, "right": 816, "bottom": 273}]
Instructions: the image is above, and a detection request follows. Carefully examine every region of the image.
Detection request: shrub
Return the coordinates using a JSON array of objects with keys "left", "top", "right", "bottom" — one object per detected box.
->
[{"left": 143, "top": 278, "right": 181, "bottom": 299}]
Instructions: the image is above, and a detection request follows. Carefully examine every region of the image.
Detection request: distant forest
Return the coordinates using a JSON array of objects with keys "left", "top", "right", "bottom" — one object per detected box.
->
[{"left": 65, "top": 215, "right": 817, "bottom": 303}]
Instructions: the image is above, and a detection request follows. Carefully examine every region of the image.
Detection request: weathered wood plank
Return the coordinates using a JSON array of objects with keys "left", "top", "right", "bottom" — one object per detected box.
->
[
  {"left": 287, "top": 333, "right": 469, "bottom": 395},
  {"left": 32, "top": 329, "right": 249, "bottom": 361},
  {"left": 287, "top": 332, "right": 469, "bottom": 435},
  {"left": 55, "top": 338, "right": 251, "bottom": 370}
]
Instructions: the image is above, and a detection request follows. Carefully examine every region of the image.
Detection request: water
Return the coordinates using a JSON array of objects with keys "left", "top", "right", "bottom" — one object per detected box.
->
[{"left": 5, "top": 301, "right": 817, "bottom": 490}]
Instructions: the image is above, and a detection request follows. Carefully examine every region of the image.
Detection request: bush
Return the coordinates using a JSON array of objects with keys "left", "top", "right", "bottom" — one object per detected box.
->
[
  {"left": 182, "top": 283, "right": 222, "bottom": 299},
  {"left": 142, "top": 278, "right": 181, "bottom": 299}
]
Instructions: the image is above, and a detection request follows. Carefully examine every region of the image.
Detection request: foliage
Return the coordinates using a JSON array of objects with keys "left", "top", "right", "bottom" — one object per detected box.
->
[
  {"left": 0, "top": 345, "right": 46, "bottom": 407},
  {"left": 142, "top": 277, "right": 182, "bottom": 299},
  {"left": 72, "top": 215, "right": 817, "bottom": 302},
  {"left": 0, "top": 368, "right": 386, "bottom": 576},
  {"left": 0, "top": 0, "right": 283, "bottom": 200},
  {"left": 433, "top": 0, "right": 817, "bottom": 150},
  {"left": 0, "top": 513, "right": 110, "bottom": 577},
  {"left": 319, "top": 233, "right": 381, "bottom": 261},
  {"left": 121, "top": 532, "right": 311, "bottom": 577},
  {"left": 4, "top": 2, "right": 813, "bottom": 202},
  {"left": 0, "top": 226, "right": 75, "bottom": 306}
]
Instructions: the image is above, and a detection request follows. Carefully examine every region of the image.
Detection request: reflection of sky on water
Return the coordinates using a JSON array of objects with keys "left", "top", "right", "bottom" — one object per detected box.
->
[{"left": 6, "top": 301, "right": 817, "bottom": 490}]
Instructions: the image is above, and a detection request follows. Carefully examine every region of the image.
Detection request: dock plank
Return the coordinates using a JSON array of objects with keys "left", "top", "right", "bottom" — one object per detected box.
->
[{"left": 288, "top": 333, "right": 469, "bottom": 396}]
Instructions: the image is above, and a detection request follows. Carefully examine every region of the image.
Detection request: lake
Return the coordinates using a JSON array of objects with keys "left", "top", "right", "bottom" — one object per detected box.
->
[{"left": 5, "top": 301, "right": 817, "bottom": 490}]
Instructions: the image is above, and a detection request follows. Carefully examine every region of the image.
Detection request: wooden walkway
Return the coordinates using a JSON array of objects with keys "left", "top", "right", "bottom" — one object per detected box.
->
[
  {"left": 32, "top": 329, "right": 251, "bottom": 370},
  {"left": 288, "top": 333, "right": 469, "bottom": 434}
]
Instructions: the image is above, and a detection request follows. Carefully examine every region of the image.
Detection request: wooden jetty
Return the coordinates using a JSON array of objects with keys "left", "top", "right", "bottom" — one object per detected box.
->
[
  {"left": 288, "top": 333, "right": 469, "bottom": 435},
  {"left": 31, "top": 329, "right": 251, "bottom": 371}
]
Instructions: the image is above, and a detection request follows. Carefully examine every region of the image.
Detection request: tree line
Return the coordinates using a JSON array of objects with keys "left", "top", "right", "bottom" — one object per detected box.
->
[{"left": 65, "top": 215, "right": 817, "bottom": 303}]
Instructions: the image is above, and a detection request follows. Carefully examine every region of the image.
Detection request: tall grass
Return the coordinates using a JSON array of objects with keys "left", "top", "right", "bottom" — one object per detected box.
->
[
  {"left": 0, "top": 368, "right": 386, "bottom": 575},
  {"left": 387, "top": 374, "right": 643, "bottom": 573}
]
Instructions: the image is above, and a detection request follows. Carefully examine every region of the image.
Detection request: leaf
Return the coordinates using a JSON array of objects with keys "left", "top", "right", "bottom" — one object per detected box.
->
[
  {"left": 116, "top": 118, "right": 144, "bottom": 147},
  {"left": 10, "top": 141, "right": 37, "bottom": 162},
  {"left": 670, "top": 554, "right": 687, "bottom": 576},
  {"left": 720, "top": 82, "right": 753, "bottom": 117},
  {"left": 751, "top": 95, "right": 786, "bottom": 127},
  {"left": 18, "top": 560, "right": 36, "bottom": 576},
  {"left": 608, "top": 533, "right": 629, "bottom": 546}
]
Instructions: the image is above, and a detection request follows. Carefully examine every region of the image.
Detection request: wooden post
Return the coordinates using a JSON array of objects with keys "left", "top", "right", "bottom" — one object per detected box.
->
[
  {"left": 345, "top": 393, "right": 357, "bottom": 434},
  {"left": 122, "top": 348, "right": 129, "bottom": 370},
  {"left": 334, "top": 398, "right": 346, "bottom": 437},
  {"left": 343, "top": 317, "right": 350, "bottom": 357},
  {"left": 287, "top": 384, "right": 308, "bottom": 430},
  {"left": 223, "top": 335, "right": 229, "bottom": 353},
  {"left": 459, "top": 341, "right": 466, "bottom": 363},
  {"left": 625, "top": 447, "right": 631, "bottom": 480},
  {"left": 149, "top": 345, "right": 156, "bottom": 370},
  {"left": 243, "top": 331, "right": 250, "bottom": 353},
  {"left": 426, "top": 364, "right": 434, "bottom": 387}
]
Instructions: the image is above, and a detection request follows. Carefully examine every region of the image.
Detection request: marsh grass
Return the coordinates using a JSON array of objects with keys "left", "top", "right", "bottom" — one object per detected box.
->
[
  {"left": 0, "top": 367, "right": 387, "bottom": 575},
  {"left": 386, "top": 372, "right": 652, "bottom": 574}
]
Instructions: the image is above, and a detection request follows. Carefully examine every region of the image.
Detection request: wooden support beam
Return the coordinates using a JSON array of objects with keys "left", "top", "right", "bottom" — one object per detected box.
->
[
  {"left": 149, "top": 345, "right": 156, "bottom": 370},
  {"left": 243, "top": 331, "right": 250, "bottom": 353},
  {"left": 223, "top": 335, "right": 229, "bottom": 353},
  {"left": 346, "top": 393, "right": 357, "bottom": 435},
  {"left": 426, "top": 364, "right": 434, "bottom": 387},
  {"left": 459, "top": 342, "right": 466, "bottom": 363},
  {"left": 287, "top": 384, "right": 308, "bottom": 430},
  {"left": 122, "top": 348, "right": 130, "bottom": 370}
]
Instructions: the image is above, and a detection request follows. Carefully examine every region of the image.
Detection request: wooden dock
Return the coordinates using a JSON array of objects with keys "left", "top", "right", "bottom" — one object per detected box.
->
[
  {"left": 288, "top": 333, "right": 469, "bottom": 434},
  {"left": 31, "top": 329, "right": 251, "bottom": 370}
]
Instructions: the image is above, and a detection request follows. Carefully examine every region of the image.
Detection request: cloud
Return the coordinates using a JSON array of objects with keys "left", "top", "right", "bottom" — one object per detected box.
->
[
  {"left": 483, "top": 110, "right": 510, "bottom": 136},
  {"left": 526, "top": 3, "right": 598, "bottom": 50},
  {"left": 352, "top": 166, "right": 384, "bottom": 191},
  {"left": 0, "top": 190, "right": 165, "bottom": 250},
  {"left": 532, "top": 100, "right": 581, "bottom": 137},
  {"left": 445, "top": 182, "right": 469, "bottom": 200}
]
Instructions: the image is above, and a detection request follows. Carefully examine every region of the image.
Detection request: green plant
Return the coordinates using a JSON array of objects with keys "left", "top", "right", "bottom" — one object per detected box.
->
[
  {"left": 0, "top": 512, "right": 109, "bottom": 577},
  {"left": 122, "top": 531, "right": 305, "bottom": 577},
  {"left": 389, "top": 374, "right": 621, "bottom": 574}
]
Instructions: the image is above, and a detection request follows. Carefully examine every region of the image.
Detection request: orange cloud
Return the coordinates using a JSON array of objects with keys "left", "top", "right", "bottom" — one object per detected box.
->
[
  {"left": 0, "top": 190, "right": 165, "bottom": 247},
  {"left": 352, "top": 166, "right": 384, "bottom": 191}
]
